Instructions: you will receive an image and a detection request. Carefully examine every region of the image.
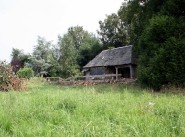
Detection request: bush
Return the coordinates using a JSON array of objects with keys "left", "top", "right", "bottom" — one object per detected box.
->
[
  {"left": 137, "top": 16, "right": 185, "bottom": 90},
  {"left": 0, "top": 61, "right": 22, "bottom": 91},
  {"left": 17, "top": 67, "right": 34, "bottom": 79}
]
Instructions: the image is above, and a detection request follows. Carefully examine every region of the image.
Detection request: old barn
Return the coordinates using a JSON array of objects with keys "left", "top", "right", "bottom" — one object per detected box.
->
[{"left": 83, "top": 45, "right": 137, "bottom": 80}]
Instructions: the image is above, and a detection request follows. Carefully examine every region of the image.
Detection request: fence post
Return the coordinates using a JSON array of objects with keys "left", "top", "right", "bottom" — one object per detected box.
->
[{"left": 115, "top": 67, "right": 118, "bottom": 80}]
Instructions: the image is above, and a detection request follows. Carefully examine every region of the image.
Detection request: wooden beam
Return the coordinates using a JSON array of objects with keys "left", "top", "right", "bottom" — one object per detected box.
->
[
  {"left": 115, "top": 67, "right": 118, "bottom": 80},
  {"left": 130, "top": 65, "right": 133, "bottom": 78},
  {"left": 104, "top": 67, "right": 106, "bottom": 82}
]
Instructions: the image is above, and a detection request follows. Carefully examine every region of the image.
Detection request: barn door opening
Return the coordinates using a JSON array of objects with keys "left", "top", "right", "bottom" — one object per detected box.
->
[{"left": 119, "top": 67, "right": 130, "bottom": 78}]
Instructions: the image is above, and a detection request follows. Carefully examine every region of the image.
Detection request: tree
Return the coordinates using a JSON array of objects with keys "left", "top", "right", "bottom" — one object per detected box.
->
[
  {"left": 97, "top": 0, "right": 185, "bottom": 90},
  {"left": 28, "top": 36, "right": 53, "bottom": 76},
  {"left": 77, "top": 34, "right": 103, "bottom": 68},
  {"left": 57, "top": 34, "right": 79, "bottom": 78},
  {"left": 55, "top": 26, "right": 103, "bottom": 78},
  {"left": 98, "top": 13, "right": 129, "bottom": 48},
  {"left": 10, "top": 48, "right": 30, "bottom": 73},
  {"left": 134, "top": 0, "right": 185, "bottom": 90},
  {"left": 68, "top": 26, "right": 88, "bottom": 49}
]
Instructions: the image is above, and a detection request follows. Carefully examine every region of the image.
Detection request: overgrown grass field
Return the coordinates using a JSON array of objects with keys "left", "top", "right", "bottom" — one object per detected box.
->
[{"left": 0, "top": 78, "right": 185, "bottom": 137}]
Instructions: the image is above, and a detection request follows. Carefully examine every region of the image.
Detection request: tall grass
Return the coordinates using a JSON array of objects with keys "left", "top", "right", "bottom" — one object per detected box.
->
[{"left": 0, "top": 78, "right": 184, "bottom": 137}]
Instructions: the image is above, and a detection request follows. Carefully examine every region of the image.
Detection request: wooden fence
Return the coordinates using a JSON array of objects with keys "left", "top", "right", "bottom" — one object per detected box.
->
[
  {"left": 45, "top": 74, "right": 125, "bottom": 85},
  {"left": 46, "top": 74, "right": 121, "bottom": 82}
]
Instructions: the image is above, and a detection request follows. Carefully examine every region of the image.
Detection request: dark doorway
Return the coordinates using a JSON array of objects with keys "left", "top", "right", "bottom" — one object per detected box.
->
[
  {"left": 119, "top": 67, "right": 130, "bottom": 78},
  {"left": 106, "top": 66, "right": 116, "bottom": 74}
]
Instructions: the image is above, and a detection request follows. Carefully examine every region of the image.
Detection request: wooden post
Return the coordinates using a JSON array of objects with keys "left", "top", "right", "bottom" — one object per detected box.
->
[
  {"left": 115, "top": 67, "right": 118, "bottom": 80},
  {"left": 130, "top": 65, "right": 133, "bottom": 78},
  {"left": 103, "top": 67, "right": 105, "bottom": 82}
]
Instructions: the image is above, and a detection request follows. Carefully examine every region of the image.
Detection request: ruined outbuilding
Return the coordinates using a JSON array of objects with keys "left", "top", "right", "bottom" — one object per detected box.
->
[{"left": 83, "top": 45, "right": 137, "bottom": 80}]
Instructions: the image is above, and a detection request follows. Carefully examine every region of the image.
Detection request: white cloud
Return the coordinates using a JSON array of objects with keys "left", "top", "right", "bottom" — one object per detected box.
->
[{"left": 0, "top": 0, "right": 124, "bottom": 62}]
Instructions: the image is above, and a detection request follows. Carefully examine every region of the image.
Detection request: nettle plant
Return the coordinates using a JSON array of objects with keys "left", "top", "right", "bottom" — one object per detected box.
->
[{"left": 0, "top": 61, "right": 22, "bottom": 91}]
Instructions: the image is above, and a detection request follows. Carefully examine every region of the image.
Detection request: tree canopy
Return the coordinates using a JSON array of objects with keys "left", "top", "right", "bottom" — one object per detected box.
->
[
  {"left": 56, "top": 26, "right": 103, "bottom": 78},
  {"left": 11, "top": 26, "right": 102, "bottom": 78},
  {"left": 10, "top": 48, "right": 30, "bottom": 73},
  {"left": 98, "top": 0, "right": 185, "bottom": 90}
]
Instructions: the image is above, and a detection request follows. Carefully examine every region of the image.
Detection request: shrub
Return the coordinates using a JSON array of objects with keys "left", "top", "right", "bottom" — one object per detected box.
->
[
  {"left": 0, "top": 61, "right": 22, "bottom": 91},
  {"left": 17, "top": 67, "right": 34, "bottom": 79},
  {"left": 137, "top": 16, "right": 185, "bottom": 90}
]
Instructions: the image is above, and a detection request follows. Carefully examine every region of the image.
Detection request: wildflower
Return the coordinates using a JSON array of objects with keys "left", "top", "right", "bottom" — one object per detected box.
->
[{"left": 148, "top": 102, "right": 155, "bottom": 107}]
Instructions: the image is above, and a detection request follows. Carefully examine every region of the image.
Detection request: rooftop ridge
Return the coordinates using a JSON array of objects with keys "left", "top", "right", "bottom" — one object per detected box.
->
[{"left": 103, "top": 45, "right": 133, "bottom": 52}]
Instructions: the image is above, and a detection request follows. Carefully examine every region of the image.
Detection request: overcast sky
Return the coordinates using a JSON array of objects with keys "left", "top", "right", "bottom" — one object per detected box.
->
[{"left": 0, "top": 0, "right": 124, "bottom": 62}]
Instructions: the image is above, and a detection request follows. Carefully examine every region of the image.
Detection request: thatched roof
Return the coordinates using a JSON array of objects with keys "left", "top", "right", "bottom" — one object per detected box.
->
[{"left": 83, "top": 45, "right": 136, "bottom": 68}]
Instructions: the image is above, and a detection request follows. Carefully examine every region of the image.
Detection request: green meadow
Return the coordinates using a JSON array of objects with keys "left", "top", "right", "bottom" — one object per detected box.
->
[{"left": 0, "top": 78, "right": 185, "bottom": 137}]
